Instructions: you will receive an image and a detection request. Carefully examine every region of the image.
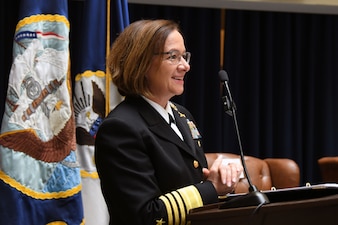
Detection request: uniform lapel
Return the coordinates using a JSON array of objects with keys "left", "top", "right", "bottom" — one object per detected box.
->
[
  {"left": 172, "top": 110, "right": 196, "bottom": 155},
  {"left": 134, "top": 97, "right": 195, "bottom": 157}
]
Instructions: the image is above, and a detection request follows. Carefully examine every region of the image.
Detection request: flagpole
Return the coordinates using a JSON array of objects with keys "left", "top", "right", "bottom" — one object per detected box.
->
[
  {"left": 105, "top": 0, "right": 111, "bottom": 116},
  {"left": 220, "top": 8, "right": 225, "bottom": 69}
]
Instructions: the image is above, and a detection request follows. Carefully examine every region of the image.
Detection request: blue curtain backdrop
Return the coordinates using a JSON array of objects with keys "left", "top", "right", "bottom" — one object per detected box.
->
[
  {"left": 222, "top": 10, "right": 338, "bottom": 185},
  {"left": 2, "top": 1, "right": 338, "bottom": 187},
  {"left": 128, "top": 4, "right": 338, "bottom": 185}
]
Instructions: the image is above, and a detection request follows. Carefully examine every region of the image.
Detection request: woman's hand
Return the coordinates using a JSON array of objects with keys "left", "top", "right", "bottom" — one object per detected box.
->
[{"left": 203, "top": 155, "right": 243, "bottom": 195}]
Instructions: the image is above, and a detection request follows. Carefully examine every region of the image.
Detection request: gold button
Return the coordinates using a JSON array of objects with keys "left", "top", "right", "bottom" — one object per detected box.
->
[{"left": 193, "top": 160, "right": 199, "bottom": 168}]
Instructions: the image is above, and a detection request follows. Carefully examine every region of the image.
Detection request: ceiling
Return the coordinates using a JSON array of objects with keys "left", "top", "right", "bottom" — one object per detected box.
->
[{"left": 128, "top": 0, "right": 338, "bottom": 15}]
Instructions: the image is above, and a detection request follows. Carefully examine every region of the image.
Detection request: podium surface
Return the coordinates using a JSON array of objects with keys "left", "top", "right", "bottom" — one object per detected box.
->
[{"left": 188, "top": 184, "right": 338, "bottom": 225}]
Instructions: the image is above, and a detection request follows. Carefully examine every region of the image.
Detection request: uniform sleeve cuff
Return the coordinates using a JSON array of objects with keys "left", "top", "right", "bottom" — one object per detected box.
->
[{"left": 195, "top": 180, "right": 219, "bottom": 205}]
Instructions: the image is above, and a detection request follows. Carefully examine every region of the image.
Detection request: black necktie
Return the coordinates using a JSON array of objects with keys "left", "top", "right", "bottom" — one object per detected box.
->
[
  {"left": 168, "top": 113, "right": 184, "bottom": 140},
  {"left": 168, "top": 113, "right": 175, "bottom": 125}
]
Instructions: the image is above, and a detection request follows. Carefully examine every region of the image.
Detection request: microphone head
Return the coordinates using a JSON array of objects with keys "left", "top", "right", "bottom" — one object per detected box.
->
[{"left": 218, "top": 70, "right": 229, "bottom": 82}]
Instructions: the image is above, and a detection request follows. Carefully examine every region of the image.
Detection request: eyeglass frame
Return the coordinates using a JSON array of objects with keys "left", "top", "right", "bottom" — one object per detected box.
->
[{"left": 154, "top": 50, "right": 191, "bottom": 65}]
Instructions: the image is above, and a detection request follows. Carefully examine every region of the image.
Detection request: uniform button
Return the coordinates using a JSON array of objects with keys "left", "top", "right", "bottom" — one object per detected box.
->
[{"left": 193, "top": 160, "right": 199, "bottom": 168}]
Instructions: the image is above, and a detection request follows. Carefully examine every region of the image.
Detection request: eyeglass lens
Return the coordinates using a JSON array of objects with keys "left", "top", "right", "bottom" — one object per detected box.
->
[{"left": 168, "top": 50, "right": 190, "bottom": 64}]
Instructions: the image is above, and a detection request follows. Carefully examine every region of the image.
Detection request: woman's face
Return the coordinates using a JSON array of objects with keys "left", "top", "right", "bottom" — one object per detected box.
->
[{"left": 146, "top": 30, "right": 190, "bottom": 107}]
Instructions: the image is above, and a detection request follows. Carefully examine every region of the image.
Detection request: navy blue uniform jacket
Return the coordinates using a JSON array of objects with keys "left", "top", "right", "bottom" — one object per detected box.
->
[{"left": 95, "top": 95, "right": 218, "bottom": 225}]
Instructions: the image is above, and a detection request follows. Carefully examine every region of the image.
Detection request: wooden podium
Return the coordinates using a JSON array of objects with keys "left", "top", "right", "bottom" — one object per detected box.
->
[{"left": 188, "top": 184, "right": 338, "bottom": 225}]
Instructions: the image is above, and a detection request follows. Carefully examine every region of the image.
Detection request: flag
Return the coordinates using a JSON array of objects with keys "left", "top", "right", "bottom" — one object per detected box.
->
[
  {"left": 71, "top": 0, "right": 129, "bottom": 224},
  {"left": 0, "top": 0, "right": 84, "bottom": 224}
]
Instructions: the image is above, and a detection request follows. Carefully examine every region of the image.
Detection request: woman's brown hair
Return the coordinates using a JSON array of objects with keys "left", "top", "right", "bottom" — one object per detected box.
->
[{"left": 107, "top": 19, "right": 180, "bottom": 96}]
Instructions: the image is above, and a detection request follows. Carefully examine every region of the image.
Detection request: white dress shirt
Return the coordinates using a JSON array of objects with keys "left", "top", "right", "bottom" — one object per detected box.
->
[{"left": 142, "top": 96, "right": 184, "bottom": 140}]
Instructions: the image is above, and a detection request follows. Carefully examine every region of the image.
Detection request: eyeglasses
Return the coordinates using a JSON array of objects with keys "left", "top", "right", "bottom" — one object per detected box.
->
[{"left": 155, "top": 50, "right": 191, "bottom": 65}]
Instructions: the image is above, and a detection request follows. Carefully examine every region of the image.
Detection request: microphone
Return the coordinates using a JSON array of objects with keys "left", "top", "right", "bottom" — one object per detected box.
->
[
  {"left": 218, "top": 70, "right": 235, "bottom": 116},
  {"left": 218, "top": 70, "right": 269, "bottom": 209}
]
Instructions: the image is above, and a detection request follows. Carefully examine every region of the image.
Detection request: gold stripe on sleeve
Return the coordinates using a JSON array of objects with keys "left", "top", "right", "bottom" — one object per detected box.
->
[
  {"left": 166, "top": 193, "right": 180, "bottom": 225},
  {"left": 177, "top": 185, "right": 203, "bottom": 210},
  {"left": 171, "top": 191, "right": 187, "bottom": 225},
  {"left": 159, "top": 185, "right": 203, "bottom": 225},
  {"left": 159, "top": 195, "right": 173, "bottom": 224}
]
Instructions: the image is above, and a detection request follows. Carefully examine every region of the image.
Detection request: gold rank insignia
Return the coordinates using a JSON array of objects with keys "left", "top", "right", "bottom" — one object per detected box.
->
[
  {"left": 156, "top": 218, "right": 166, "bottom": 225},
  {"left": 170, "top": 102, "right": 186, "bottom": 118}
]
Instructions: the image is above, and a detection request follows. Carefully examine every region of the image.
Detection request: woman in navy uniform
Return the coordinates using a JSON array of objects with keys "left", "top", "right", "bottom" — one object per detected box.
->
[{"left": 95, "top": 19, "right": 243, "bottom": 225}]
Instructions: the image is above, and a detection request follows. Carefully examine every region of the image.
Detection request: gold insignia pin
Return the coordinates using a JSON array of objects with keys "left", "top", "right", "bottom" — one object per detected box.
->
[{"left": 170, "top": 102, "right": 186, "bottom": 118}]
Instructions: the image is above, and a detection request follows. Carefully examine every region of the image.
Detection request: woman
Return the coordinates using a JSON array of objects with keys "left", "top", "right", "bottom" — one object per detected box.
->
[{"left": 95, "top": 19, "right": 243, "bottom": 225}]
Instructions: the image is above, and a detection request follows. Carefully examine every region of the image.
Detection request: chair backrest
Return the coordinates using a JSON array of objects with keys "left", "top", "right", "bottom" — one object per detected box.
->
[
  {"left": 204, "top": 153, "right": 300, "bottom": 193},
  {"left": 318, "top": 156, "right": 338, "bottom": 183},
  {"left": 264, "top": 158, "right": 300, "bottom": 189},
  {"left": 204, "top": 153, "right": 272, "bottom": 193}
]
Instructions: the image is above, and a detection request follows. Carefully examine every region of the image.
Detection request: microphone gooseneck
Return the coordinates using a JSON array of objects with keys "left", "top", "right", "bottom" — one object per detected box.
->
[
  {"left": 218, "top": 70, "right": 254, "bottom": 191},
  {"left": 218, "top": 70, "right": 269, "bottom": 209}
]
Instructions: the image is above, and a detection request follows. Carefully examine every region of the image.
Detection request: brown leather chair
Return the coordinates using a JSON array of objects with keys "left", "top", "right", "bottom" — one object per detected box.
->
[
  {"left": 264, "top": 157, "right": 300, "bottom": 189},
  {"left": 318, "top": 156, "right": 338, "bottom": 183},
  {"left": 205, "top": 153, "right": 300, "bottom": 194}
]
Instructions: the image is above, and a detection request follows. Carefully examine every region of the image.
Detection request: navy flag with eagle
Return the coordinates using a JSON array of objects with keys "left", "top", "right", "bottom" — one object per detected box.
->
[
  {"left": 71, "top": 0, "right": 129, "bottom": 224},
  {"left": 0, "top": 0, "right": 84, "bottom": 224}
]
